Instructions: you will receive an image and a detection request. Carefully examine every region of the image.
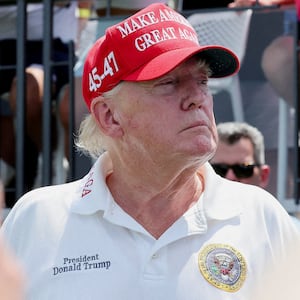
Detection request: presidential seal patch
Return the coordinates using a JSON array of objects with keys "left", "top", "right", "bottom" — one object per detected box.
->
[{"left": 198, "top": 243, "right": 247, "bottom": 292}]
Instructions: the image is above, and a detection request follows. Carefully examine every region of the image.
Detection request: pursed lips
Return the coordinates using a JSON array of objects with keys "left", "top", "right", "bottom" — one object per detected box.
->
[{"left": 179, "top": 121, "right": 210, "bottom": 133}]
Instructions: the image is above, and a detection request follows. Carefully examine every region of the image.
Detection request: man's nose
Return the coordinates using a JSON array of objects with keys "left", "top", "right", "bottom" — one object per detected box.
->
[
  {"left": 181, "top": 80, "right": 210, "bottom": 111},
  {"left": 225, "top": 169, "right": 239, "bottom": 181}
]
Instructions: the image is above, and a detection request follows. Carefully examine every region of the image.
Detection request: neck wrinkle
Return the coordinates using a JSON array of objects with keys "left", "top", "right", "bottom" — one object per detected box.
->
[{"left": 106, "top": 165, "right": 205, "bottom": 239}]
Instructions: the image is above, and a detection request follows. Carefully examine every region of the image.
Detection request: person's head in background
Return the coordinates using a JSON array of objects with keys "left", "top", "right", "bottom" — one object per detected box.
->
[{"left": 210, "top": 122, "right": 270, "bottom": 188}]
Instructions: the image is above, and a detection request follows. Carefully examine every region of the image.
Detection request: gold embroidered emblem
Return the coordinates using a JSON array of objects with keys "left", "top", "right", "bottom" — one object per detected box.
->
[{"left": 198, "top": 243, "right": 247, "bottom": 292}]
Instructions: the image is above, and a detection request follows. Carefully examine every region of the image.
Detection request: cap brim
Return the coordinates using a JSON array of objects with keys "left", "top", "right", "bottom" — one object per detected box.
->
[{"left": 124, "top": 45, "right": 240, "bottom": 82}]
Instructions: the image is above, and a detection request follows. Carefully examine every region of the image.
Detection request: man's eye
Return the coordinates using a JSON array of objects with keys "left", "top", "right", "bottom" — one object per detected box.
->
[
  {"left": 159, "top": 79, "right": 176, "bottom": 86},
  {"left": 151, "top": 79, "right": 177, "bottom": 96}
]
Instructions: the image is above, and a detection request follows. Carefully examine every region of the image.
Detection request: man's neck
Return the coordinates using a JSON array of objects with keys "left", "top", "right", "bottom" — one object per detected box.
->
[{"left": 106, "top": 163, "right": 205, "bottom": 239}]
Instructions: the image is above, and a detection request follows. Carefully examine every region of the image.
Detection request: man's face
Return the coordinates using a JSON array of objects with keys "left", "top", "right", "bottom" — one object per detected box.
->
[
  {"left": 210, "top": 137, "right": 268, "bottom": 187},
  {"left": 109, "top": 57, "right": 218, "bottom": 167}
]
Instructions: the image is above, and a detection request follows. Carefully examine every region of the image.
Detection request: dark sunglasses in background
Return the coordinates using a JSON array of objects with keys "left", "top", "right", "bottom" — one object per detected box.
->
[{"left": 211, "top": 163, "right": 260, "bottom": 179}]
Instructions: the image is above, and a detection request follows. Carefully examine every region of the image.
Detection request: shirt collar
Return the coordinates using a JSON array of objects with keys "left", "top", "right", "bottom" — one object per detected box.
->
[
  {"left": 202, "top": 162, "right": 242, "bottom": 220},
  {"left": 71, "top": 155, "right": 241, "bottom": 221},
  {"left": 70, "top": 152, "right": 113, "bottom": 215}
]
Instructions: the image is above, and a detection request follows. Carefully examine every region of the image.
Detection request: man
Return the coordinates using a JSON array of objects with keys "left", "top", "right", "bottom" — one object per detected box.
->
[
  {"left": 210, "top": 120, "right": 300, "bottom": 224},
  {"left": 1, "top": 3, "right": 299, "bottom": 299},
  {"left": 210, "top": 122, "right": 270, "bottom": 188},
  {"left": 228, "top": 0, "right": 297, "bottom": 200}
]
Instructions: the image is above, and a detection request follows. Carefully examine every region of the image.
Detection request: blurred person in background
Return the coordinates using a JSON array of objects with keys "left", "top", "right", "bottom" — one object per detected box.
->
[
  {"left": 210, "top": 122, "right": 270, "bottom": 188},
  {"left": 0, "top": 1, "right": 92, "bottom": 207},
  {"left": 228, "top": 0, "right": 297, "bottom": 107},
  {"left": 227, "top": 0, "right": 297, "bottom": 199},
  {"left": 211, "top": 121, "right": 300, "bottom": 224}
]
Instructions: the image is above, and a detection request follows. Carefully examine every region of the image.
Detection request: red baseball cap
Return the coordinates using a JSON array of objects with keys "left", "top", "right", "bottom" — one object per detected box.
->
[{"left": 82, "top": 3, "right": 240, "bottom": 109}]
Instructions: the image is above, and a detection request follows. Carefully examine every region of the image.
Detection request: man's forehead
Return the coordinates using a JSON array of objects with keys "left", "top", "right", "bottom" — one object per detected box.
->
[
  {"left": 218, "top": 139, "right": 255, "bottom": 157},
  {"left": 212, "top": 141, "right": 255, "bottom": 163}
]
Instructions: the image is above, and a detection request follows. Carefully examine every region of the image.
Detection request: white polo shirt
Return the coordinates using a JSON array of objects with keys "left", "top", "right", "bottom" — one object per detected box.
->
[{"left": 2, "top": 153, "right": 299, "bottom": 299}]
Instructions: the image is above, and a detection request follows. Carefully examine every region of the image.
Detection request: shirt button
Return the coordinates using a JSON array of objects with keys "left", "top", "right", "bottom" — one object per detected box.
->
[{"left": 152, "top": 253, "right": 158, "bottom": 259}]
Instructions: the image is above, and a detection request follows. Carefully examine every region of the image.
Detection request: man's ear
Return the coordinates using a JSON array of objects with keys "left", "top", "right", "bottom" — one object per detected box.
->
[
  {"left": 260, "top": 164, "right": 271, "bottom": 189},
  {"left": 91, "top": 97, "right": 123, "bottom": 137}
]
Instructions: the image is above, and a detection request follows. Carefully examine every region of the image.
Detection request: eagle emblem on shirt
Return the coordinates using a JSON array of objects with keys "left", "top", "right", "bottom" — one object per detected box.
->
[{"left": 198, "top": 243, "right": 247, "bottom": 292}]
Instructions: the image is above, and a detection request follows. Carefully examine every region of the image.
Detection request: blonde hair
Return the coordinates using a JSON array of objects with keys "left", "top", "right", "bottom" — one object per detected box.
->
[
  {"left": 75, "top": 115, "right": 106, "bottom": 159},
  {"left": 75, "top": 84, "right": 122, "bottom": 158}
]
